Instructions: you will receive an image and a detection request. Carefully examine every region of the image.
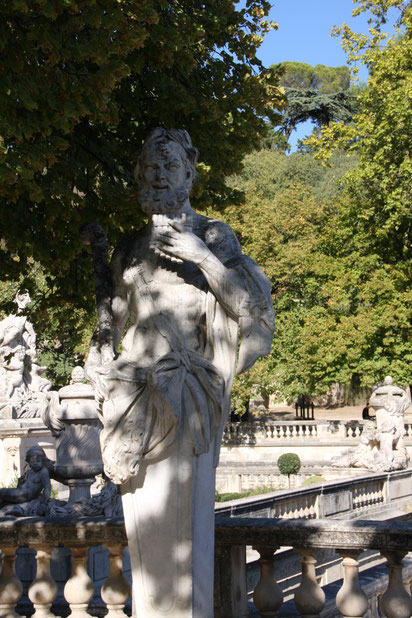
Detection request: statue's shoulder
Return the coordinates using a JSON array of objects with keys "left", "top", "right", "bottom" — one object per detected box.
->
[
  {"left": 111, "top": 227, "right": 148, "bottom": 273},
  {"left": 194, "top": 214, "right": 241, "bottom": 262}
]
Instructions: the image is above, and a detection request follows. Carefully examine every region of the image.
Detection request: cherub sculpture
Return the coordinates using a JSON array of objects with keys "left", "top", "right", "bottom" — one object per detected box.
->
[{"left": 0, "top": 446, "right": 52, "bottom": 516}]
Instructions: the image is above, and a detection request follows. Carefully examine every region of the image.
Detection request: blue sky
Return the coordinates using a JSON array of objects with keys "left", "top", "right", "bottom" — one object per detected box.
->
[{"left": 256, "top": 0, "right": 372, "bottom": 149}]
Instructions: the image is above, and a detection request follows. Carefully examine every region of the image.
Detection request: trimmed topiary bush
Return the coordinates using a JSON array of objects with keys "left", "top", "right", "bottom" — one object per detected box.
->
[{"left": 277, "top": 453, "right": 301, "bottom": 476}]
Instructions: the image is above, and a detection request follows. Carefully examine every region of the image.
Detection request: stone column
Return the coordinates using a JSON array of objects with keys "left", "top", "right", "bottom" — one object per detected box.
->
[{"left": 120, "top": 428, "right": 216, "bottom": 618}]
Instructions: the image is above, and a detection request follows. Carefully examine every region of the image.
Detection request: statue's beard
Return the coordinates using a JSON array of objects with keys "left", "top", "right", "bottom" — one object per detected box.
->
[{"left": 138, "top": 185, "right": 189, "bottom": 214}]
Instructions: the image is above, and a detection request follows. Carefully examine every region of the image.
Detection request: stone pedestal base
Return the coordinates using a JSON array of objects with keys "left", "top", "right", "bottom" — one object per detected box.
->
[
  {"left": 66, "top": 478, "right": 95, "bottom": 504},
  {"left": 120, "top": 431, "right": 216, "bottom": 618}
]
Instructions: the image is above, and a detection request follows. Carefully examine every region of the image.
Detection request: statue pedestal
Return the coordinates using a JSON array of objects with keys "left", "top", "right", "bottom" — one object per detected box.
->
[{"left": 121, "top": 428, "right": 216, "bottom": 618}]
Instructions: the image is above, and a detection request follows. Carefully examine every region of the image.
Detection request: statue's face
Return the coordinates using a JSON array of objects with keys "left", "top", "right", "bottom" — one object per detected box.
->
[
  {"left": 141, "top": 141, "right": 188, "bottom": 193},
  {"left": 28, "top": 453, "right": 44, "bottom": 471},
  {"left": 137, "top": 140, "right": 191, "bottom": 214},
  {"left": 15, "top": 291, "right": 31, "bottom": 311}
]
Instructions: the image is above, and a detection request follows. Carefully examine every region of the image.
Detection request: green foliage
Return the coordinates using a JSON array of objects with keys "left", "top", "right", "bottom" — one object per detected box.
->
[
  {"left": 0, "top": 261, "right": 93, "bottom": 388},
  {"left": 279, "top": 62, "right": 351, "bottom": 93},
  {"left": 302, "top": 0, "right": 412, "bottom": 389},
  {"left": 215, "top": 486, "right": 277, "bottom": 502},
  {"left": 220, "top": 0, "right": 412, "bottom": 404},
  {"left": 302, "top": 475, "right": 326, "bottom": 486},
  {"left": 269, "top": 61, "right": 357, "bottom": 145},
  {"left": 0, "top": 0, "right": 285, "bottom": 318},
  {"left": 227, "top": 149, "right": 357, "bottom": 201},
  {"left": 277, "top": 453, "right": 301, "bottom": 476},
  {"left": 280, "top": 89, "right": 359, "bottom": 142}
]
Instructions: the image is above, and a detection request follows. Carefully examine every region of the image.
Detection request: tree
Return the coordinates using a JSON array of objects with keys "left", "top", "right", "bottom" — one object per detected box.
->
[
  {"left": 0, "top": 0, "right": 284, "bottom": 311},
  {"left": 304, "top": 0, "right": 412, "bottom": 386},
  {"left": 277, "top": 453, "right": 301, "bottom": 487},
  {"left": 267, "top": 62, "right": 358, "bottom": 145},
  {"left": 229, "top": 0, "right": 412, "bottom": 400},
  {"left": 280, "top": 88, "right": 359, "bottom": 143},
  {"left": 279, "top": 62, "right": 351, "bottom": 93}
]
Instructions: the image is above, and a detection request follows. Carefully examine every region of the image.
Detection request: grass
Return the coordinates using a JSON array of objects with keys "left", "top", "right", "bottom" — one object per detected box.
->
[{"left": 215, "top": 486, "right": 278, "bottom": 502}]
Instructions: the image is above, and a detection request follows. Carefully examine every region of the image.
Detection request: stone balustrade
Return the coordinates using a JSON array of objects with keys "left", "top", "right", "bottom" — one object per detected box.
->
[
  {"left": 0, "top": 518, "right": 130, "bottom": 618},
  {"left": 215, "top": 469, "right": 412, "bottom": 520},
  {"left": 214, "top": 517, "right": 412, "bottom": 618},
  {"left": 0, "top": 515, "right": 410, "bottom": 618},
  {"left": 218, "top": 421, "right": 412, "bottom": 493},
  {"left": 223, "top": 419, "right": 412, "bottom": 445}
]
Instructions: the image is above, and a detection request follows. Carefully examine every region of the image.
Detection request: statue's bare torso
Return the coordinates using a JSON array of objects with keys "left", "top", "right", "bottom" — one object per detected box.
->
[{"left": 112, "top": 213, "right": 238, "bottom": 367}]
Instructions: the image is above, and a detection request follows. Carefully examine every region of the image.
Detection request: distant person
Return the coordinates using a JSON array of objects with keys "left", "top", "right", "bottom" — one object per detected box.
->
[{"left": 362, "top": 403, "right": 372, "bottom": 420}]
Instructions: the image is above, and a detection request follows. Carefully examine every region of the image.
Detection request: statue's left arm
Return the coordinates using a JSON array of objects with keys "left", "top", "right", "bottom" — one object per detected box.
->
[{"left": 157, "top": 219, "right": 275, "bottom": 373}]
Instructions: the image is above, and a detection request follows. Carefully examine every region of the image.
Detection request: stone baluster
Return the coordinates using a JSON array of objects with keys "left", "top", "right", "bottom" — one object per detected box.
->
[
  {"left": 101, "top": 546, "right": 130, "bottom": 618},
  {"left": 380, "top": 551, "right": 412, "bottom": 618},
  {"left": 252, "top": 545, "right": 283, "bottom": 617},
  {"left": 0, "top": 549, "right": 23, "bottom": 618},
  {"left": 64, "top": 547, "right": 94, "bottom": 618},
  {"left": 28, "top": 547, "right": 58, "bottom": 618},
  {"left": 294, "top": 548, "right": 325, "bottom": 617},
  {"left": 336, "top": 550, "right": 368, "bottom": 618}
]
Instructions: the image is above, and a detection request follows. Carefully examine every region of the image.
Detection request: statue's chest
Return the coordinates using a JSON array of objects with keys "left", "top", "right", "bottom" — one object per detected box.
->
[{"left": 124, "top": 252, "right": 207, "bottom": 320}]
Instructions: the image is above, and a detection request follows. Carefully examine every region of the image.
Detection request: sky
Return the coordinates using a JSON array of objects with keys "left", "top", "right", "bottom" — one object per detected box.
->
[{"left": 256, "top": 0, "right": 373, "bottom": 150}]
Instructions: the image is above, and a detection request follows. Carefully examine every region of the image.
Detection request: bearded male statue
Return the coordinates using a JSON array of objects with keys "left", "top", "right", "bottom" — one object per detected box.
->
[{"left": 85, "top": 128, "right": 275, "bottom": 618}]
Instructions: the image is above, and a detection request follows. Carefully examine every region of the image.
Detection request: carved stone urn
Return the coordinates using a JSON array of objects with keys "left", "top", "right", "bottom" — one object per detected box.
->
[{"left": 42, "top": 366, "right": 103, "bottom": 503}]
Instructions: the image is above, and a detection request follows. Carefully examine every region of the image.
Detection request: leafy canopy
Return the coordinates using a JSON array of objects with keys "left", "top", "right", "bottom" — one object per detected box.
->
[
  {"left": 268, "top": 61, "right": 357, "bottom": 146},
  {"left": 0, "top": 0, "right": 284, "bottom": 307}
]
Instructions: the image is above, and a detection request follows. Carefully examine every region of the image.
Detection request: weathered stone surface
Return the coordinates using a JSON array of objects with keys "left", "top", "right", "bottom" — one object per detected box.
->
[
  {"left": 333, "top": 377, "right": 411, "bottom": 472},
  {"left": 84, "top": 128, "right": 275, "bottom": 617},
  {"left": 0, "top": 446, "right": 51, "bottom": 516},
  {"left": 42, "top": 366, "right": 103, "bottom": 503},
  {"left": 0, "top": 292, "right": 51, "bottom": 419}
]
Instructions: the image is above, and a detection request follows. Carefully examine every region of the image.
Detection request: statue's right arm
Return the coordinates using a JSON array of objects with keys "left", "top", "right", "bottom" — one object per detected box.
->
[
  {"left": 86, "top": 244, "right": 130, "bottom": 371},
  {"left": 110, "top": 247, "right": 130, "bottom": 355}
]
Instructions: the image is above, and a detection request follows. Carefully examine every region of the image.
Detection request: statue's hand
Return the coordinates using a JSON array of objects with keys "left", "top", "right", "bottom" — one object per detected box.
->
[{"left": 156, "top": 221, "right": 211, "bottom": 265}]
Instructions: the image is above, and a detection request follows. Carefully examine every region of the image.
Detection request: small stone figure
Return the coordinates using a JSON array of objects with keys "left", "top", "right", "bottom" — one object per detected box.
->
[
  {"left": 0, "top": 292, "right": 51, "bottom": 417},
  {"left": 370, "top": 376, "right": 410, "bottom": 471},
  {"left": 333, "top": 377, "right": 410, "bottom": 472},
  {"left": 0, "top": 446, "right": 51, "bottom": 516}
]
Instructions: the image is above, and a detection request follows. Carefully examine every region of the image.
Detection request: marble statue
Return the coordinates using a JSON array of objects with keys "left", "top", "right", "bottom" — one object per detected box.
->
[
  {"left": 0, "top": 441, "right": 121, "bottom": 519},
  {"left": 0, "top": 446, "right": 51, "bottom": 516},
  {"left": 83, "top": 128, "right": 275, "bottom": 617},
  {"left": 0, "top": 292, "right": 51, "bottom": 418},
  {"left": 333, "top": 377, "right": 410, "bottom": 472},
  {"left": 370, "top": 376, "right": 410, "bottom": 470}
]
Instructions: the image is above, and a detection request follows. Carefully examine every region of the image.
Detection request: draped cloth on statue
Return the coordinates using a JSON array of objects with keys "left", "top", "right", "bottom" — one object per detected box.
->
[
  {"left": 90, "top": 248, "right": 274, "bottom": 486},
  {"left": 93, "top": 350, "right": 224, "bottom": 485}
]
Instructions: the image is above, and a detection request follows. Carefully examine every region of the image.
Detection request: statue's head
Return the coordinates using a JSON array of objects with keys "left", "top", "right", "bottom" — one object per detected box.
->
[
  {"left": 25, "top": 446, "right": 46, "bottom": 470},
  {"left": 369, "top": 376, "right": 411, "bottom": 416},
  {"left": 134, "top": 128, "right": 199, "bottom": 214},
  {"left": 14, "top": 290, "right": 31, "bottom": 312}
]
